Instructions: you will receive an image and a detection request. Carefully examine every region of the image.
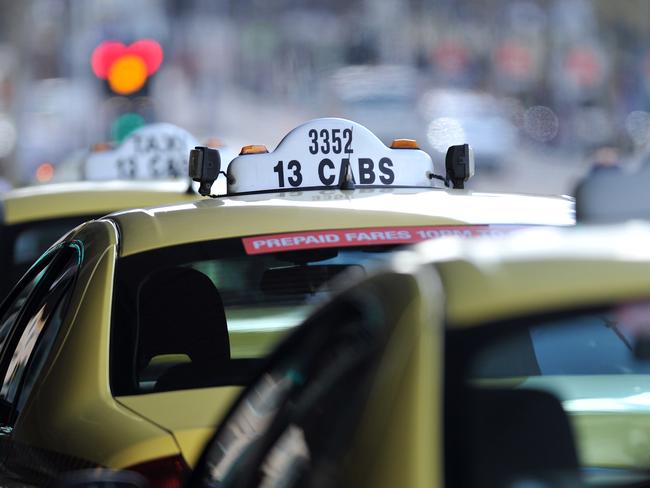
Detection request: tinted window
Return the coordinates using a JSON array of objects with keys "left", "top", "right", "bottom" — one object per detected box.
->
[
  {"left": 111, "top": 237, "right": 394, "bottom": 396},
  {"left": 13, "top": 271, "right": 75, "bottom": 417},
  {"left": 0, "top": 265, "right": 52, "bottom": 358},
  {"left": 470, "top": 309, "right": 650, "bottom": 378},
  {"left": 0, "top": 216, "right": 96, "bottom": 298},
  {"left": 446, "top": 303, "right": 650, "bottom": 488},
  {"left": 0, "top": 248, "right": 78, "bottom": 421}
]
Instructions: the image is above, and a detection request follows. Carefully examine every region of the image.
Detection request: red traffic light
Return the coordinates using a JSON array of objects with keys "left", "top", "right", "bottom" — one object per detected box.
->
[{"left": 91, "top": 39, "right": 164, "bottom": 95}]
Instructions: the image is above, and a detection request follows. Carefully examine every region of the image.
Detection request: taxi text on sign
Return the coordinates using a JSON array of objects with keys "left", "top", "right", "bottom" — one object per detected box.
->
[
  {"left": 227, "top": 118, "right": 436, "bottom": 195},
  {"left": 85, "top": 123, "right": 199, "bottom": 180}
]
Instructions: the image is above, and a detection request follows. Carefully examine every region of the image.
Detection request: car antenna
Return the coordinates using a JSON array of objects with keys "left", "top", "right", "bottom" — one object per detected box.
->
[{"left": 339, "top": 126, "right": 356, "bottom": 190}]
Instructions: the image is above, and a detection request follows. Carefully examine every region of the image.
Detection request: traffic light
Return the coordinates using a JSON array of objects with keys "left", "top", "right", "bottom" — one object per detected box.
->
[
  {"left": 91, "top": 39, "right": 163, "bottom": 95},
  {"left": 91, "top": 39, "right": 163, "bottom": 143}
]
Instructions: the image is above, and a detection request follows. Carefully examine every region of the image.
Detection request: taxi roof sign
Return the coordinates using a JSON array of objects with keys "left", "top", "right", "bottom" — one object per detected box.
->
[
  {"left": 225, "top": 118, "right": 444, "bottom": 195},
  {"left": 85, "top": 123, "right": 199, "bottom": 181}
]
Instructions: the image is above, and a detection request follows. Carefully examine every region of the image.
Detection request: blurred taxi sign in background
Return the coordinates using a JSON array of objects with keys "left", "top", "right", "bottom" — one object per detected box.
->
[{"left": 85, "top": 122, "right": 198, "bottom": 180}]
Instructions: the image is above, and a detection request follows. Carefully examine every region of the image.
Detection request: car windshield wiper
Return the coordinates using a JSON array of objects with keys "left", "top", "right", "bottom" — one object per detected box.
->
[{"left": 604, "top": 317, "right": 634, "bottom": 352}]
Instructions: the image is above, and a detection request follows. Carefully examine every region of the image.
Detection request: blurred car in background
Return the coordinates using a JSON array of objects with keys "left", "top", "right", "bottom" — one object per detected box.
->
[
  {"left": 54, "top": 123, "right": 238, "bottom": 190},
  {"left": 188, "top": 223, "right": 650, "bottom": 488},
  {"left": 328, "top": 65, "right": 424, "bottom": 146},
  {"left": 572, "top": 144, "right": 650, "bottom": 225},
  {"left": 54, "top": 123, "right": 201, "bottom": 183},
  {"left": 0, "top": 122, "right": 227, "bottom": 299},
  {"left": 0, "top": 180, "right": 200, "bottom": 300},
  {"left": 419, "top": 88, "right": 519, "bottom": 171},
  {"left": 0, "top": 118, "right": 573, "bottom": 487}
]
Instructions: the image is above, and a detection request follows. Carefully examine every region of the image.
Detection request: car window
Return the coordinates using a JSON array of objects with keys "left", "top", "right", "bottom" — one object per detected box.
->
[
  {"left": 0, "top": 216, "right": 96, "bottom": 299},
  {"left": 0, "top": 260, "right": 53, "bottom": 359},
  {"left": 446, "top": 303, "right": 650, "bottom": 488},
  {"left": 0, "top": 246, "right": 79, "bottom": 423},
  {"left": 110, "top": 236, "right": 394, "bottom": 396}
]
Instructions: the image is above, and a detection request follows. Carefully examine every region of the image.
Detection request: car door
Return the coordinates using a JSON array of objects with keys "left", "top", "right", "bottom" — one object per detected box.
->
[
  {"left": 187, "top": 253, "right": 444, "bottom": 488},
  {"left": 0, "top": 243, "right": 81, "bottom": 485}
]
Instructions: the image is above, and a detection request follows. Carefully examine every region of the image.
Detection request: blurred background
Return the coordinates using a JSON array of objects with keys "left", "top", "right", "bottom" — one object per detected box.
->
[{"left": 0, "top": 0, "right": 648, "bottom": 194}]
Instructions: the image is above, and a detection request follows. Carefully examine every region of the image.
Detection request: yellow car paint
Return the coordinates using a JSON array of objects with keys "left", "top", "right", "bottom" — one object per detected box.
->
[
  {"left": 420, "top": 222, "right": 650, "bottom": 326},
  {"left": 116, "top": 387, "right": 242, "bottom": 467},
  {"left": 0, "top": 183, "right": 575, "bottom": 484},
  {"left": 1, "top": 180, "right": 198, "bottom": 225},
  {"left": 112, "top": 188, "right": 574, "bottom": 257}
]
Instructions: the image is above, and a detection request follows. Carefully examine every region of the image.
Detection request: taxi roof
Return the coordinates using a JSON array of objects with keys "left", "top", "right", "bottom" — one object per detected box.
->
[
  {"left": 107, "top": 188, "right": 574, "bottom": 257},
  {"left": 415, "top": 221, "right": 650, "bottom": 327},
  {"left": 0, "top": 180, "right": 198, "bottom": 225}
]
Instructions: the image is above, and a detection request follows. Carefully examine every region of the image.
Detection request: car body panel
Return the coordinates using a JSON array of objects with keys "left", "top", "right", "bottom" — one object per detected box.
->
[
  {"left": 342, "top": 264, "right": 443, "bottom": 488},
  {"left": 0, "top": 181, "right": 198, "bottom": 225},
  {"left": 10, "top": 220, "right": 178, "bottom": 470},
  {"left": 111, "top": 188, "right": 574, "bottom": 257},
  {"left": 117, "top": 387, "right": 242, "bottom": 467},
  {"left": 426, "top": 223, "right": 650, "bottom": 326}
]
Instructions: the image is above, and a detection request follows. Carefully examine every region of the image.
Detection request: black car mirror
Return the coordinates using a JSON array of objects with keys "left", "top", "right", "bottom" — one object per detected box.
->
[
  {"left": 446, "top": 144, "right": 475, "bottom": 189},
  {"left": 189, "top": 146, "right": 221, "bottom": 196}
]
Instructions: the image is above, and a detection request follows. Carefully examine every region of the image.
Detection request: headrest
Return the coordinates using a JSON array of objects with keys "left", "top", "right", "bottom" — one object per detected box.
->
[{"left": 137, "top": 267, "right": 230, "bottom": 368}]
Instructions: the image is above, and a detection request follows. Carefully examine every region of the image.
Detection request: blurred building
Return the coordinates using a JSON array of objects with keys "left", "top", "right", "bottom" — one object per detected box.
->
[{"left": 0, "top": 0, "right": 649, "bottom": 189}]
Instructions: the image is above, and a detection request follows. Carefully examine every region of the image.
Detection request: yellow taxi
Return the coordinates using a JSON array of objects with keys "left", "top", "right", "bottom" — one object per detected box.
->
[
  {"left": 0, "top": 118, "right": 573, "bottom": 487},
  {"left": 188, "top": 222, "right": 650, "bottom": 488}
]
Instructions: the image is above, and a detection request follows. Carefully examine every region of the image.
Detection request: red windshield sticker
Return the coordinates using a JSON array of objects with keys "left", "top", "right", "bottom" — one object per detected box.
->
[{"left": 242, "top": 225, "right": 527, "bottom": 255}]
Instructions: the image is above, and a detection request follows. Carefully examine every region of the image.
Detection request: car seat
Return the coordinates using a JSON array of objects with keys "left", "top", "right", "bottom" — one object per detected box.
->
[
  {"left": 136, "top": 267, "right": 231, "bottom": 392},
  {"left": 463, "top": 388, "right": 580, "bottom": 487}
]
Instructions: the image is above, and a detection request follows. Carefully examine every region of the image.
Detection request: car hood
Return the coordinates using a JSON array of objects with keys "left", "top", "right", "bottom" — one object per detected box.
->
[{"left": 116, "top": 387, "right": 241, "bottom": 467}]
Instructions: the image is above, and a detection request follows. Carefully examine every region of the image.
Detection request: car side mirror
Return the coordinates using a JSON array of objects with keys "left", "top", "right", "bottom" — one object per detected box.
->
[
  {"left": 189, "top": 146, "right": 221, "bottom": 196},
  {"left": 446, "top": 144, "right": 474, "bottom": 189}
]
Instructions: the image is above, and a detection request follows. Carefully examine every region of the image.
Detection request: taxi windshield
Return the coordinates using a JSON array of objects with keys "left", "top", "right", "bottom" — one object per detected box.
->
[{"left": 110, "top": 236, "right": 394, "bottom": 396}]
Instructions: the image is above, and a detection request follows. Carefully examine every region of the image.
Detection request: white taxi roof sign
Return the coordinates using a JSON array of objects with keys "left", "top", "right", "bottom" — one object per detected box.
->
[
  {"left": 226, "top": 118, "right": 442, "bottom": 195},
  {"left": 85, "top": 123, "right": 199, "bottom": 181}
]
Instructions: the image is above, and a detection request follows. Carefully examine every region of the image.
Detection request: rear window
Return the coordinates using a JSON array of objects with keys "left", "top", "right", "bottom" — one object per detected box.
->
[{"left": 109, "top": 235, "right": 396, "bottom": 396}]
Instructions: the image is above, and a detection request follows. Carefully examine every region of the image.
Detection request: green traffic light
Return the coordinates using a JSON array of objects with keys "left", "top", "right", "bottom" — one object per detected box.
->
[{"left": 111, "top": 113, "right": 145, "bottom": 143}]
